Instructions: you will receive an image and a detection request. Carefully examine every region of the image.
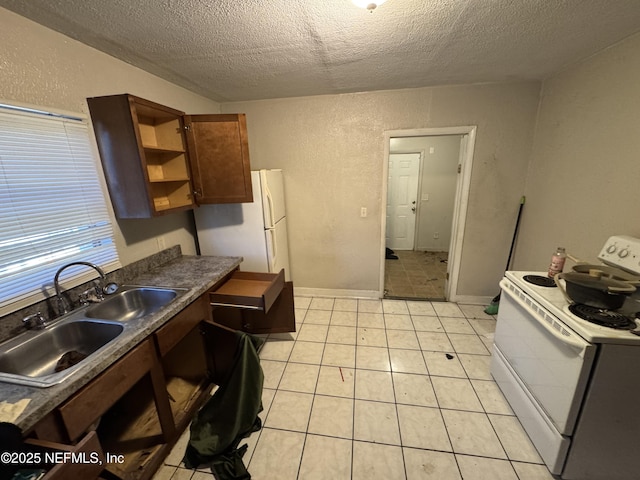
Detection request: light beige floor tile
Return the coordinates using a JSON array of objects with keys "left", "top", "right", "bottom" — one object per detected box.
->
[
  {"left": 355, "top": 345, "right": 391, "bottom": 371},
  {"left": 248, "top": 428, "right": 305, "bottom": 480},
  {"left": 295, "top": 308, "right": 307, "bottom": 324},
  {"left": 489, "top": 414, "right": 543, "bottom": 463},
  {"left": 383, "top": 299, "right": 410, "bottom": 314},
  {"left": 404, "top": 447, "right": 461, "bottom": 480},
  {"left": 278, "top": 362, "right": 320, "bottom": 393},
  {"left": 299, "top": 434, "right": 352, "bottom": 480},
  {"left": 511, "top": 462, "right": 555, "bottom": 480},
  {"left": 259, "top": 338, "right": 295, "bottom": 361},
  {"left": 309, "top": 297, "right": 335, "bottom": 310},
  {"left": 315, "top": 365, "right": 355, "bottom": 398},
  {"left": 355, "top": 369, "right": 395, "bottom": 402},
  {"left": 239, "top": 428, "right": 261, "bottom": 467},
  {"left": 411, "top": 315, "right": 444, "bottom": 332},
  {"left": 192, "top": 470, "right": 218, "bottom": 480},
  {"left": 152, "top": 465, "right": 177, "bottom": 480},
  {"left": 442, "top": 410, "right": 507, "bottom": 459},
  {"left": 459, "top": 304, "right": 496, "bottom": 320},
  {"left": 304, "top": 309, "right": 332, "bottom": 325},
  {"left": 264, "top": 390, "right": 313, "bottom": 432},
  {"left": 326, "top": 325, "right": 357, "bottom": 344},
  {"left": 416, "top": 331, "right": 453, "bottom": 352},
  {"left": 358, "top": 299, "right": 383, "bottom": 313},
  {"left": 330, "top": 310, "right": 357, "bottom": 326},
  {"left": 297, "top": 323, "right": 329, "bottom": 342},
  {"left": 307, "top": 394, "right": 354, "bottom": 439},
  {"left": 169, "top": 468, "right": 194, "bottom": 480},
  {"left": 397, "top": 404, "right": 452, "bottom": 451},
  {"left": 384, "top": 313, "right": 414, "bottom": 330},
  {"left": 261, "top": 388, "right": 276, "bottom": 416},
  {"left": 357, "top": 326, "right": 388, "bottom": 347},
  {"left": 422, "top": 351, "right": 467, "bottom": 378},
  {"left": 260, "top": 359, "right": 286, "bottom": 389},
  {"left": 269, "top": 330, "right": 299, "bottom": 341},
  {"left": 439, "top": 317, "right": 476, "bottom": 334},
  {"left": 448, "top": 333, "right": 490, "bottom": 355},
  {"left": 322, "top": 343, "right": 356, "bottom": 367},
  {"left": 392, "top": 372, "right": 437, "bottom": 407},
  {"left": 468, "top": 318, "right": 497, "bottom": 335},
  {"left": 433, "top": 303, "right": 465, "bottom": 317},
  {"left": 431, "top": 377, "right": 483, "bottom": 412},
  {"left": 357, "top": 312, "right": 385, "bottom": 328},
  {"left": 458, "top": 354, "right": 493, "bottom": 380},
  {"left": 471, "top": 379, "right": 513, "bottom": 415},
  {"left": 352, "top": 441, "right": 404, "bottom": 480},
  {"left": 294, "top": 296, "right": 312, "bottom": 309},
  {"left": 333, "top": 298, "right": 358, "bottom": 312},
  {"left": 354, "top": 399, "right": 401, "bottom": 444},
  {"left": 289, "top": 341, "right": 325, "bottom": 364},
  {"left": 386, "top": 329, "right": 420, "bottom": 350},
  {"left": 455, "top": 455, "right": 518, "bottom": 480},
  {"left": 407, "top": 301, "right": 437, "bottom": 316},
  {"left": 389, "top": 348, "right": 428, "bottom": 374}
]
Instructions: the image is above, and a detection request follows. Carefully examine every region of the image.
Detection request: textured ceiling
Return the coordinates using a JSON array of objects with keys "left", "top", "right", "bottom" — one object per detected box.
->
[{"left": 2, "top": 0, "right": 640, "bottom": 102}]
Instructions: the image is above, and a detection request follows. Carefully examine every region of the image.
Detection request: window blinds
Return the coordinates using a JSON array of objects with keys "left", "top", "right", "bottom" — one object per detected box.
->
[{"left": 0, "top": 104, "right": 121, "bottom": 314}]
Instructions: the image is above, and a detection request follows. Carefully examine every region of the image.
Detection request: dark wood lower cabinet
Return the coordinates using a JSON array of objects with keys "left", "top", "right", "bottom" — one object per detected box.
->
[{"left": 26, "top": 269, "right": 295, "bottom": 479}]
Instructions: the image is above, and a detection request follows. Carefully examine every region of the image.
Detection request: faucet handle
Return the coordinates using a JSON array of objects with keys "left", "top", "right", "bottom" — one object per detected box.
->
[{"left": 23, "top": 312, "right": 47, "bottom": 330}]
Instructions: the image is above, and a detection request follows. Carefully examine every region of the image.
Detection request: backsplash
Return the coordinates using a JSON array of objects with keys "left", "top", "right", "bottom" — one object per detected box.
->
[{"left": 0, "top": 245, "right": 183, "bottom": 343}]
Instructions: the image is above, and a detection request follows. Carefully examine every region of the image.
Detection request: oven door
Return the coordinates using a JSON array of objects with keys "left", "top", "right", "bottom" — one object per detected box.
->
[{"left": 493, "top": 279, "right": 597, "bottom": 435}]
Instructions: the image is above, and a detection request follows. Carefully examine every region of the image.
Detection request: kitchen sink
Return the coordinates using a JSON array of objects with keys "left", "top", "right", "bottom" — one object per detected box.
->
[
  {"left": 0, "top": 319, "right": 124, "bottom": 387},
  {"left": 85, "top": 286, "right": 183, "bottom": 321}
]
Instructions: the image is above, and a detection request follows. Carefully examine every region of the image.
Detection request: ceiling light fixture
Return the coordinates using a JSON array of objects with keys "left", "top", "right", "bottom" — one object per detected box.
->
[{"left": 352, "top": 0, "right": 388, "bottom": 12}]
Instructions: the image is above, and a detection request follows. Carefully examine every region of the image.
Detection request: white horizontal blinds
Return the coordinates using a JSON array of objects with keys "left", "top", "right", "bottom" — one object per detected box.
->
[{"left": 0, "top": 104, "right": 121, "bottom": 311}]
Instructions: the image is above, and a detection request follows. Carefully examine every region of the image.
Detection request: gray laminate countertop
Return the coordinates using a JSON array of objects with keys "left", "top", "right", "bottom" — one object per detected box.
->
[{"left": 0, "top": 254, "right": 242, "bottom": 433}]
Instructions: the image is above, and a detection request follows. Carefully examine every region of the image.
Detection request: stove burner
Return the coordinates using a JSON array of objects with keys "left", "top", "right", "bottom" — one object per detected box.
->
[
  {"left": 569, "top": 304, "right": 637, "bottom": 330},
  {"left": 523, "top": 275, "right": 557, "bottom": 287}
]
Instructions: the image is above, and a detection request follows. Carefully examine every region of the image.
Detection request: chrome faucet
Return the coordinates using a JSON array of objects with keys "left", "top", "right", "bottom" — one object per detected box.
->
[{"left": 53, "top": 261, "right": 118, "bottom": 315}]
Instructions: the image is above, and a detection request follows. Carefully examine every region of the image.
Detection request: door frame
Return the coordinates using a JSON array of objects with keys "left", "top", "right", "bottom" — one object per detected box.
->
[
  {"left": 386, "top": 152, "right": 423, "bottom": 251},
  {"left": 380, "top": 126, "right": 477, "bottom": 301}
]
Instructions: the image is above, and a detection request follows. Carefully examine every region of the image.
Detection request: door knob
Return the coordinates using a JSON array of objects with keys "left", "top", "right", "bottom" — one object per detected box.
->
[{"left": 411, "top": 207, "right": 416, "bottom": 213}]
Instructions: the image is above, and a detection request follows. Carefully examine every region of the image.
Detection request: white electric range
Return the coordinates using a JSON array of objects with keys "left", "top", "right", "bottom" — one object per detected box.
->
[{"left": 491, "top": 235, "right": 640, "bottom": 480}]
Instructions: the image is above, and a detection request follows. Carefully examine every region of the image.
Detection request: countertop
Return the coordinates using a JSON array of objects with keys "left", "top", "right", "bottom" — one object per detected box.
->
[{"left": 0, "top": 254, "right": 242, "bottom": 433}]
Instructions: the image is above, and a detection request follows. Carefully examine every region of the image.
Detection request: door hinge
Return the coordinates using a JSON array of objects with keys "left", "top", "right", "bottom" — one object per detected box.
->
[
  {"left": 457, "top": 164, "right": 462, "bottom": 174},
  {"left": 446, "top": 272, "right": 450, "bottom": 280}
]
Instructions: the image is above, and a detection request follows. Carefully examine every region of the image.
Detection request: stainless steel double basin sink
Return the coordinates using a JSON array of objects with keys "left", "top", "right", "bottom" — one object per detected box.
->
[{"left": 0, "top": 286, "right": 185, "bottom": 387}]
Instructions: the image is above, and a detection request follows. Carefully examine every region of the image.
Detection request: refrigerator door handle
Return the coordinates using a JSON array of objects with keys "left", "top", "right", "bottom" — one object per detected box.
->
[
  {"left": 267, "top": 228, "right": 278, "bottom": 272},
  {"left": 264, "top": 185, "right": 275, "bottom": 228}
]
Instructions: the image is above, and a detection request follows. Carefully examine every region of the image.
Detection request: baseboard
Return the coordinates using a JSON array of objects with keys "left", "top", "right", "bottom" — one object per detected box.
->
[
  {"left": 294, "top": 287, "right": 380, "bottom": 299},
  {"left": 450, "top": 295, "right": 493, "bottom": 305}
]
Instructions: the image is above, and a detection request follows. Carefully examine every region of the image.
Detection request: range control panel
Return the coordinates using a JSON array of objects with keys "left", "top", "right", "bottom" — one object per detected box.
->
[{"left": 598, "top": 235, "right": 640, "bottom": 274}]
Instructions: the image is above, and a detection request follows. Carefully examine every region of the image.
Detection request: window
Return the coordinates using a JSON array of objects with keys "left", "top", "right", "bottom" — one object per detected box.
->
[{"left": 0, "top": 102, "right": 121, "bottom": 315}]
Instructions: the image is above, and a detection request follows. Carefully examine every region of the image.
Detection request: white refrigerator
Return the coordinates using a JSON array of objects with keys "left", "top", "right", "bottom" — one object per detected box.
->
[{"left": 194, "top": 169, "right": 291, "bottom": 281}]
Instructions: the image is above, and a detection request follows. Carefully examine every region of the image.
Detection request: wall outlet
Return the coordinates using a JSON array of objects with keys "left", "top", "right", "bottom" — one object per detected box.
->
[
  {"left": 433, "top": 232, "right": 439, "bottom": 239},
  {"left": 360, "top": 207, "right": 367, "bottom": 218},
  {"left": 157, "top": 236, "right": 166, "bottom": 250}
]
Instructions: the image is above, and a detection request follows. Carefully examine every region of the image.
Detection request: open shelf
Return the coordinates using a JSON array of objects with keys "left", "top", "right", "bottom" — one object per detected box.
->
[{"left": 150, "top": 181, "right": 192, "bottom": 211}]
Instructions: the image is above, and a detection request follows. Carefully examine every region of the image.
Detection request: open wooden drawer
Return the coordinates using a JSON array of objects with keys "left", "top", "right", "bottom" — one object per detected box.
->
[{"left": 209, "top": 269, "right": 295, "bottom": 334}]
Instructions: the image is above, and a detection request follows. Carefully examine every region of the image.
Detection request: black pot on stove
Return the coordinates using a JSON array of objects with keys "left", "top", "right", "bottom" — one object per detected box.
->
[{"left": 555, "top": 271, "right": 636, "bottom": 310}]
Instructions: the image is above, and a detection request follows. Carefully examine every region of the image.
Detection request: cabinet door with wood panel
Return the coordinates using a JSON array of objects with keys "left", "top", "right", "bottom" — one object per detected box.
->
[{"left": 87, "top": 94, "right": 253, "bottom": 219}]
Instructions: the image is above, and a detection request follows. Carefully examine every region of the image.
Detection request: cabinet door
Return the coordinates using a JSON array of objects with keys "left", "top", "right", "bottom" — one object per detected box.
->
[{"left": 184, "top": 114, "right": 253, "bottom": 204}]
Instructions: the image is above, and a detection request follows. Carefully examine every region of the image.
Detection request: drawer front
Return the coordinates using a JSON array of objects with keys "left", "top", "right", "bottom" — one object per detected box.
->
[
  {"left": 59, "top": 339, "right": 156, "bottom": 441},
  {"left": 155, "top": 295, "right": 207, "bottom": 356}
]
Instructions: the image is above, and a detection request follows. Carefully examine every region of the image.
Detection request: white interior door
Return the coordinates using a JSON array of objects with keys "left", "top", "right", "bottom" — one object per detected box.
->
[{"left": 386, "top": 153, "right": 420, "bottom": 250}]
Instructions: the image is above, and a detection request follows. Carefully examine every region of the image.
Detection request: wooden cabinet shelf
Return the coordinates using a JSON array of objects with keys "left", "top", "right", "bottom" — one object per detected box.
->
[{"left": 87, "top": 94, "right": 253, "bottom": 218}]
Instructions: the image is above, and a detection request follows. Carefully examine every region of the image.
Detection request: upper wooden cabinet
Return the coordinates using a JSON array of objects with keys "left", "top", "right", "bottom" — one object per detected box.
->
[{"left": 87, "top": 94, "right": 253, "bottom": 218}]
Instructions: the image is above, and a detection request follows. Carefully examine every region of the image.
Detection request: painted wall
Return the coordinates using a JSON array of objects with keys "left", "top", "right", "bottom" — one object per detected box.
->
[
  {"left": 390, "top": 136, "right": 461, "bottom": 252},
  {"left": 222, "top": 83, "right": 540, "bottom": 297},
  {"left": 0, "top": 8, "right": 220, "bottom": 267},
  {"left": 514, "top": 32, "right": 640, "bottom": 271}
]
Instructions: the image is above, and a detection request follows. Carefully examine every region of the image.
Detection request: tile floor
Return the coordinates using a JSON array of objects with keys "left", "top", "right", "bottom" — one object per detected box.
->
[
  {"left": 153, "top": 297, "right": 555, "bottom": 480},
  {"left": 385, "top": 251, "right": 448, "bottom": 300}
]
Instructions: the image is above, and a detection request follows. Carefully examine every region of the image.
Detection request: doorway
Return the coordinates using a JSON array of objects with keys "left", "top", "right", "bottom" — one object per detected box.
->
[{"left": 380, "top": 127, "right": 477, "bottom": 302}]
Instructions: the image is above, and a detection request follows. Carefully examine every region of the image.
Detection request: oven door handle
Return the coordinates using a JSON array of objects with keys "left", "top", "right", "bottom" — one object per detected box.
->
[{"left": 500, "top": 279, "right": 588, "bottom": 353}]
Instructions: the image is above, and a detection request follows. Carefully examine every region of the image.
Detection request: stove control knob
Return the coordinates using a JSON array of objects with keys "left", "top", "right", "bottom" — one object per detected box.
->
[
  {"left": 619, "top": 248, "right": 630, "bottom": 258},
  {"left": 606, "top": 244, "right": 617, "bottom": 254}
]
